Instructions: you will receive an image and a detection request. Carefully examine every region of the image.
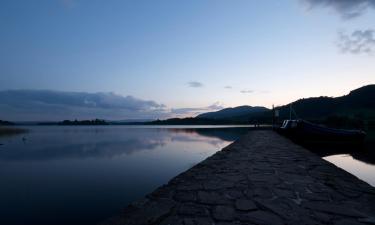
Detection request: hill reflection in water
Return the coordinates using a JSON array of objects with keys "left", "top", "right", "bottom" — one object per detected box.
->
[
  {"left": 0, "top": 126, "right": 249, "bottom": 161},
  {"left": 0, "top": 125, "right": 249, "bottom": 225}
]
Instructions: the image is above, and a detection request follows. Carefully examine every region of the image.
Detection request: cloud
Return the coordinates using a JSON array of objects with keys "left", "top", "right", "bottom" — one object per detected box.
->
[
  {"left": 207, "top": 102, "right": 224, "bottom": 110},
  {"left": 240, "top": 89, "right": 254, "bottom": 94},
  {"left": 303, "top": 0, "right": 375, "bottom": 19},
  {"left": 240, "top": 89, "right": 270, "bottom": 94},
  {"left": 224, "top": 86, "right": 232, "bottom": 89},
  {"left": 171, "top": 102, "right": 224, "bottom": 116},
  {"left": 338, "top": 29, "right": 375, "bottom": 54},
  {"left": 187, "top": 81, "right": 204, "bottom": 88},
  {"left": 0, "top": 90, "right": 167, "bottom": 121}
]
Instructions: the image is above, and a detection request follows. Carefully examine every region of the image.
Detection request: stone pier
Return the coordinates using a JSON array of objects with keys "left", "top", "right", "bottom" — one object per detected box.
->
[{"left": 101, "top": 131, "right": 375, "bottom": 225}]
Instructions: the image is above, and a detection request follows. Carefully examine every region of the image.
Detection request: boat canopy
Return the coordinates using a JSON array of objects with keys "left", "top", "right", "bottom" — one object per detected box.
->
[{"left": 281, "top": 120, "right": 299, "bottom": 129}]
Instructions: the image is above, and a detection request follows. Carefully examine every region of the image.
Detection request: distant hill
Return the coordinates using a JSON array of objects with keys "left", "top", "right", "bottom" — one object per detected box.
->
[
  {"left": 149, "top": 84, "right": 375, "bottom": 126},
  {"left": 7, "top": 85, "right": 373, "bottom": 127},
  {"left": 0, "top": 120, "right": 14, "bottom": 126},
  {"left": 196, "top": 106, "right": 269, "bottom": 121},
  {"left": 147, "top": 117, "right": 245, "bottom": 125},
  {"left": 58, "top": 119, "right": 109, "bottom": 126}
]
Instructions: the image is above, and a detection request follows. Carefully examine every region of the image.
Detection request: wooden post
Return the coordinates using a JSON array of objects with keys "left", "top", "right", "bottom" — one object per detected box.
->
[{"left": 272, "top": 104, "right": 275, "bottom": 129}]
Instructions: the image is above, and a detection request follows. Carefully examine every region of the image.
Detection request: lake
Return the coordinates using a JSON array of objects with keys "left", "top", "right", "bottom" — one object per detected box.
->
[
  {"left": 0, "top": 126, "right": 374, "bottom": 225},
  {"left": 0, "top": 125, "right": 249, "bottom": 225}
]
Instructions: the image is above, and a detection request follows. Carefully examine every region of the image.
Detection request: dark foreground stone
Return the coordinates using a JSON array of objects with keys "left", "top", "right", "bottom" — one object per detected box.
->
[{"left": 101, "top": 131, "right": 375, "bottom": 225}]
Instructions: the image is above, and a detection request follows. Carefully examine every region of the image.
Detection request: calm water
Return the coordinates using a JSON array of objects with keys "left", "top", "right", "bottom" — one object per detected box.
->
[
  {"left": 324, "top": 154, "right": 375, "bottom": 186},
  {"left": 0, "top": 126, "right": 249, "bottom": 225},
  {"left": 0, "top": 126, "right": 374, "bottom": 225}
]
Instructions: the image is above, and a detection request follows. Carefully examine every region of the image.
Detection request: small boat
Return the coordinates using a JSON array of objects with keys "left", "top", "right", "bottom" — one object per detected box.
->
[{"left": 277, "top": 119, "right": 366, "bottom": 145}]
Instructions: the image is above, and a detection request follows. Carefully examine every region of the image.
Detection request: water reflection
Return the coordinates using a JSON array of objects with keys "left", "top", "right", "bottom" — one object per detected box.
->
[
  {"left": 324, "top": 154, "right": 375, "bottom": 187},
  {"left": 0, "top": 139, "right": 166, "bottom": 161},
  {"left": 0, "top": 126, "right": 248, "bottom": 225},
  {"left": 169, "top": 127, "right": 249, "bottom": 142},
  {"left": 300, "top": 142, "right": 375, "bottom": 187},
  {"left": 0, "top": 126, "right": 247, "bottom": 162},
  {"left": 302, "top": 143, "right": 375, "bottom": 165}
]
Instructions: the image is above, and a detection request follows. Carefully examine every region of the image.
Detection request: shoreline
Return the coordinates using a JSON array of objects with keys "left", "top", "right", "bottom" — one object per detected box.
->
[{"left": 0, "top": 126, "right": 27, "bottom": 137}]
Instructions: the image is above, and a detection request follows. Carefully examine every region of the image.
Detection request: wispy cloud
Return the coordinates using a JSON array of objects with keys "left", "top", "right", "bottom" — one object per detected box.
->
[
  {"left": 0, "top": 90, "right": 167, "bottom": 121},
  {"left": 240, "top": 89, "right": 270, "bottom": 94},
  {"left": 240, "top": 89, "right": 254, "bottom": 94},
  {"left": 0, "top": 90, "right": 228, "bottom": 121},
  {"left": 338, "top": 29, "right": 375, "bottom": 54},
  {"left": 187, "top": 81, "right": 204, "bottom": 88},
  {"left": 303, "top": 0, "right": 375, "bottom": 19},
  {"left": 224, "top": 86, "right": 232, "bottom": 89}
]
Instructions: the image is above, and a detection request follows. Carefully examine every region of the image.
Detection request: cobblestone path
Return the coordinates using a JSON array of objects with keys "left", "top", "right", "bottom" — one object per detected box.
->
[{"left": 102, "top": 131, "right": 375, "bottom": 225}]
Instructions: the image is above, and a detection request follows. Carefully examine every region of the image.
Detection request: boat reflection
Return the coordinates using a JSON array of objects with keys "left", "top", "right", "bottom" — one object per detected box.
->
[{"left": 301, "top": 142, "right": 375, "bottom": 165}]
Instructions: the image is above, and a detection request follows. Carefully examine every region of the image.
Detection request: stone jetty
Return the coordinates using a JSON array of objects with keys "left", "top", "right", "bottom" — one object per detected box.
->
[{"left": 102, "top": 131, "right": 375, "bottom": 225}]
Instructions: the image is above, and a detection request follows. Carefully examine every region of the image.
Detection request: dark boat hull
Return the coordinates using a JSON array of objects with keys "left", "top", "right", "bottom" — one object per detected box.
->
[{"left": 277, "top": 120, "right": 366, "bottom": 146}]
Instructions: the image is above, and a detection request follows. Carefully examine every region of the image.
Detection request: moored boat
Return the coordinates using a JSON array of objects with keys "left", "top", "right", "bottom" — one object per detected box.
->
[{"left": 277, "top": 119, "right": 366, "bottom": 145}]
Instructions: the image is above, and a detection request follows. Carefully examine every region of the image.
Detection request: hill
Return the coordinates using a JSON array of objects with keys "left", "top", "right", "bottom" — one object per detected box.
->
[
  {"left": 276, "top": 85, "right": 375, "bottom": 120},
  {"left": 0, "top": 120, "right": 14, "bottom": 126},
  {"left": 196, "top": 106, "right": 269, "bottom": 120},
  {"left": 273, "top": 85, "right": 375, "bottom": 129},
  {"left": 9, "top": 85, "right": 371, "bottom": 127},
  {"left": 148, "top": 84, "right": 375, "bottom": 126},
  {"left": 58, "top": 119, "right": 109, "bottom": 125},
  {"left": 147, "top": 117, "right": 245, "bottom": 125}
]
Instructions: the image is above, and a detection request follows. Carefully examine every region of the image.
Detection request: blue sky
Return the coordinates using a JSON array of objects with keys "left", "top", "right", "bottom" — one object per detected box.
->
[{"left": 0, "top": 0, "right": 374, "bottom": 120}]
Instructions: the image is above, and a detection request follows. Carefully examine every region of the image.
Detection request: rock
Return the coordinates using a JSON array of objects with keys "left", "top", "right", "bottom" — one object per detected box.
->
[
  {"left": 313, "top": 212, "right": 332, "bottom": 223},
  {"left": 174, "top": 191, "right": 196, "bottom": 202},
  {"left": 197, "top": 191, "right": 229, "bottom": 205},
  {"left": 158, "top": 216, "right": 184, "bottom": 225},
  {"left": 333, "top": 219, "right": 365, "bottom": 225},
  {"left": 203, "top": 181, "right": 234, "bottom": 190},
  {"left": 254, "top": 198, "right": 308, "bottom": 221},
  {"left": 303, "top": 202, "right": 366, "bottom": 217},
  {"left": 181, "top": 217, "right": 214, "bottom": 225},
  {"left": 273, "top": 188, "right": 296, "bottom": 199},
  {"left": 216, "top": 222, "right": 242, "bottom": 225},
  {"left": 177, "top": 183, "right": 202, "bottom": 191},
  {"left": 224, "top": 189, "right": 244, "bottom": 200},
  {"left": 251, "top": 187, "right": 274, "bottom": 199},
  {"left": 235, "top": 199, "right": 257, "bottom": 211},
  {"left": 178, "top": 203, "right": 209, "bottom": 217},
  {"left": 237, "top": 211, "right": 284, "bottom": 225},
  {"left": 213, "top": 205, "right": 235, "bottom": 221}
]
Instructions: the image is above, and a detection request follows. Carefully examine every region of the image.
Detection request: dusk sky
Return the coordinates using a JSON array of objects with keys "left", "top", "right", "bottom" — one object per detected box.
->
[{"left": 1, "top": 0, "right": 374, "bottom": 120}]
